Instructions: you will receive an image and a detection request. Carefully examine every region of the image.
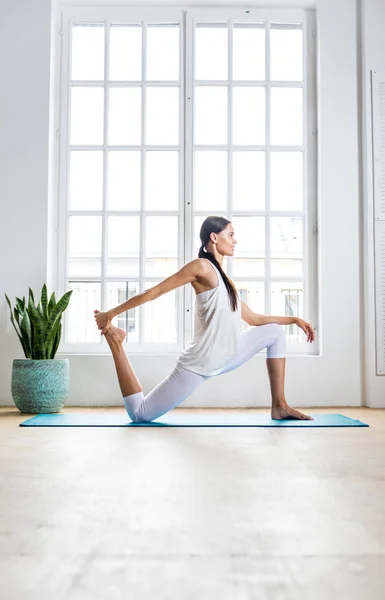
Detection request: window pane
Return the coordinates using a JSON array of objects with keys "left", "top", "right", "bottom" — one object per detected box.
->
[
  {"left": 233, "top": 151, "right": 265, "bottom": 210},
  {"left": 231, "top": 216, "right": 265, "bottom": 276},
  {"left": 271, "top": 88, "right": 302, "bottom": 146},
  {"left": 69, "top": 151, "right": 103, "bottom": 211},
  {"left": 107, "top": 281, "right": 139, "bottom": 342},
  {"left": 70, "top": 87, "right": 104, "bottom": 145},
  {"left": 194, "top": 151, "right": 227, "bottom": 211},
  {"left": 271, "top": 259, "right": 302, "bottom": 277},
  {"left": 109, "top": 25, "right": 142, "bottom": 81},
  {"left": 232, "top": 258, "right": 264, "bottom": 277},
  {"left": 271, "top": 26, "right": 303, "bottom": 82},
  {"left": 144, "top": 259, "right": 178, "bottom": 278},
  {"left": 144, "top": 282, "right": 177, "bottom": 343},
  {"left": 236, "top": 281, "right": 265, "bottom": 331},
  {"left": 107, "top": 216, "right": 140, "bottom": 277},
  {"left": 233, "top": 25, "right": 265, "bottom": 81},
  {"left": 271, "top": 281, "right": 304, "bottom": 342},
  {"left": 271, "top": 152, "right": 303, "bottom": 211},
  {"left": 108, "top": 88, "right": 141, "bottom": 145},
  {"left": 195, "top": 87, "right": 227, "bottom": 145},
  {"left": 71, "top": 24, "right": 105, "bottom": 81},
  {"left": 147, "top": 24, "right": 179, "bottom": 80},
  {"left": 69, "top": 217, "right": 102, "bottom": 277},
  {"left": 271, "top": 217, "right": 303, "bottom": 277},
  {"left": 146, "top": 87, "right": 179, "bottom": 145},
  {"left": 271, "top": 217, "right": 303, "bottom": 256},
  {"left": 237, "top": 282, "right": 265, "bottom": 312},
  {"left": 195, "top": 24, "right": 228, "bottom": 80},
  {"left": 107, "top": 151, "right": 141, "bottom": 211},
  {"left": 233, "top": 87, "right": 265, "bottom": 145},
  {"left": 146, "top": 151, "right": 179, "bottom": 210},
  {"left": 232, "top": 216, "right": 265, "bottom": 256},
  {"left": 145, "top": 216, "right": 178, "bottom": 277},
  {"left": 67, "top": 282, "right": 101, "bottom": 343}
]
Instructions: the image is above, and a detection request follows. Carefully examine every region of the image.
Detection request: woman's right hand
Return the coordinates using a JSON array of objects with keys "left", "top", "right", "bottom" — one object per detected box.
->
[
  {"left": 294, "top": 317, "right": 315, "bottom": 343},
  {"left": 94, "top": 310, "right": 111, "bottom": 335}
]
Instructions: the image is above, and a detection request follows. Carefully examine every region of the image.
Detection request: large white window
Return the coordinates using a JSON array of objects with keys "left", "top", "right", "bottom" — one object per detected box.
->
[{"left": 56, "top": 7, "right": 317, "bottom": 355}]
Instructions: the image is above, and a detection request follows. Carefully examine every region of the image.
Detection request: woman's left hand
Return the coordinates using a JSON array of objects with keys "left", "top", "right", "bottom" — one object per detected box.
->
[
  {"left": 94, "top": 310, "right": 111, "bottom": 334},
  {"left": 295, "top": 318, "right": 315, "bottom": 343}
]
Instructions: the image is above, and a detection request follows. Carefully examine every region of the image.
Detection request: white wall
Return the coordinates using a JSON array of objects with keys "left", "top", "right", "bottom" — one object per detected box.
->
[
  {"left": 0, "top": 0, "right": 365, "bottom": 408},
  {"left": 0, "top": 1, "right": 52, "bottom": 399},
  {"left": 360, "top": 0, "right": 385, "bottom": 407}
]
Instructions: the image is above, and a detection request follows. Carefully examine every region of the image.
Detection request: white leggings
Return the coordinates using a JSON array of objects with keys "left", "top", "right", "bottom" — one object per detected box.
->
[{"left": 124, "top": 323, "right": 286, "bottom": 423}]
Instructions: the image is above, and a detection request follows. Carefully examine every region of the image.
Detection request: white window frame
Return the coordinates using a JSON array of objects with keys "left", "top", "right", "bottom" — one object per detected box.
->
[
  {"left": 54, "top": 6, "right": 318, "bottom": 356},
  {"left": 184, "top": 8, "right": 318, "bottom": 356},
  {"left": 56, "top": 7, "right": 186, "bottom": 355}
]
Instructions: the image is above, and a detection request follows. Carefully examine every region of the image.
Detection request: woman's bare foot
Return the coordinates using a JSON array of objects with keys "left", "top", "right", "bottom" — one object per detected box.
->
[
  {"left": 271, "top": 401, "right": 313, "bottom": 421},
  {"left": 104, "top": 324, "right": 127, "bottom": 345}
]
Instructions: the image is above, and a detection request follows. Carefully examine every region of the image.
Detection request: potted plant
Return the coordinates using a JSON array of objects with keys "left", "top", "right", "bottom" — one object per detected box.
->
[{"left": 5, "top": 284, "right": 73, "bottom": 414}]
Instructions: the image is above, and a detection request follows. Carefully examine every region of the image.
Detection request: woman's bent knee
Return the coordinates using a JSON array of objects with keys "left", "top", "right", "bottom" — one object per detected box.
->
[
  {"left": 131, "top": 412, "right": 152, "bottom": 424},
  {"left": 262, "top": 323, "right": 284, "bottom": 336},
  {"left": 130, "top": 405, "right": 154, "bottom": 423},
  {"left": 123, "top": 391, "right": 145, "bottom": 421},
  {"left": 124, "top": 365, "right": 207, "bottom": 423},
  {"left": 260, "top": 324, "right": 286, "bottom": 358}
]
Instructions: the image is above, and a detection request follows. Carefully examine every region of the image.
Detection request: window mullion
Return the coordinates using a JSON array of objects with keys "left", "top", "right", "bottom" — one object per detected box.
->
[
  {"left": 228, "top": 19, "right": 233, "bottom": 278},
  {"left": 184, "top": 13, "right": 194, "bottom": 347},
  {"left": 179, "top": 11, "right": 188, "bottom": 347},
  {"left": 304, "top": 9, "right": 318, "bottom": 347},
  {"left": 139, "top": 19, "right": 147, "bottom": 345},
  {"left": 101, "top": 20, "right": 109, "bottom": 330},
  {"left": 61, "top": 15, "right": 71, "bottom": 345},
  {"left": 265, "top": 20, "right": 271, "bottom": 315}
]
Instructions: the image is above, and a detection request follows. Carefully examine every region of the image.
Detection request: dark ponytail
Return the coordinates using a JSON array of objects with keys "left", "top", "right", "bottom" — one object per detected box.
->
[{"left": 198, "top": 216, "right": 238, "bottom": 312}]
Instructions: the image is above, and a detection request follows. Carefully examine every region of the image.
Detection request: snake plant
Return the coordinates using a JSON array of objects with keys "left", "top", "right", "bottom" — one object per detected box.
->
[{"left": 5, "top": 284, "right": 73, "bottom": 359}]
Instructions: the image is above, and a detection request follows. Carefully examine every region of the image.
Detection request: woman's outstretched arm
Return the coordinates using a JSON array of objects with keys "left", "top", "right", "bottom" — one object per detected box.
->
[
  {"left": 241, "top": 301, "right": 315, "bottom": 343},
  {"left": 94, "top": 259, "right": 205, "bottom": 333}
]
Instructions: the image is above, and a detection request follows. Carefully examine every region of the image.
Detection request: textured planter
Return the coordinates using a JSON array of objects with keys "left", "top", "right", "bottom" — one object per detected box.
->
[{"left": 11, "top": 359, "right": 69, "bottom": 414}]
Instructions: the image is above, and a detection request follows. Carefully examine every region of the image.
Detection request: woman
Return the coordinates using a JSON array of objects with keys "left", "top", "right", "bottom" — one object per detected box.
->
[{"left": 94, "top": 215, "right": 315, "bottom": 423}]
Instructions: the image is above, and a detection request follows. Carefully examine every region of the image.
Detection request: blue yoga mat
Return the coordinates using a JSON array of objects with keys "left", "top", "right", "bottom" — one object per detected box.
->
[{"left": 19, "top": 412, "right": 368, "bottom": 427}]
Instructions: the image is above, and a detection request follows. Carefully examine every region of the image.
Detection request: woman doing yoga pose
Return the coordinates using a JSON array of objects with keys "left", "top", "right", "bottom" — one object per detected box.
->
[{"left": 94, "top": 215, "right": 315, "bottom": 423}]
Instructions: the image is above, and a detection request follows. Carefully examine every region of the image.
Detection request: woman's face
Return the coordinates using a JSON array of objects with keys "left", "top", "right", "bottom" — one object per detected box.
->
[{"left": 214, "top": 223, "right": 237, "bottom": 256}]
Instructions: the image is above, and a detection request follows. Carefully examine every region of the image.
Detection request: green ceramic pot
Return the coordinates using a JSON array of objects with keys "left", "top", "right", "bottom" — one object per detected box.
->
[{"left": 11, "top": 359, "right": 69, "bottom": 414}]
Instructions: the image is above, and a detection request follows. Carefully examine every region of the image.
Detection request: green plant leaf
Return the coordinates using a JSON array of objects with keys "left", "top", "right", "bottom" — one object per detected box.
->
[
  {"left": 45, "top": 290, "right": 73, "bottom": 340},
  {"left": 27, "top": 297, "right": 46, "bottom": 359},
  {"left": 51, "top": 322, "right": 62, "bottom": 359},
  {"left": 30, "top": 316, "right": 35, "bottom": 357},
  {"left": 15, "top": 297, "right": 25, "bottom": 313},
  {"left": 41, "top": 284, "right": 48, "bottom": 324},
  {"left": 19, "top": 309, "right": 32, "bottom": 358},
  {"left": 14, "top": 307, "right": 21, "bottom": 326},
  {"left": 5, "top": 293, "right": 28, "bottom": 357},
  {"left": 46, "top": 317, "right": 59, "bottom": 358},
  {"left": 37, "top": 302, "right": 44, "bottom": 323},
  {"left": 28, "top": 287, "right": 35, "bottom": 306},
  {"left": 48, "top": 291, "right": 56, "bottom": 315}
]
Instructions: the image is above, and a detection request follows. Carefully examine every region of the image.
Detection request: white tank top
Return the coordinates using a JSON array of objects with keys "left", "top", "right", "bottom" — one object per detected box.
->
[{"left": 176, "top": 260, "right": 242, "bottom": 376}]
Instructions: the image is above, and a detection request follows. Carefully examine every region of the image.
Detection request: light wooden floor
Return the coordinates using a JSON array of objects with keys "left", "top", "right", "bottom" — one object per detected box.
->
[{"left": 0, "top": 406, "right": 384, "bottom": 600}]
